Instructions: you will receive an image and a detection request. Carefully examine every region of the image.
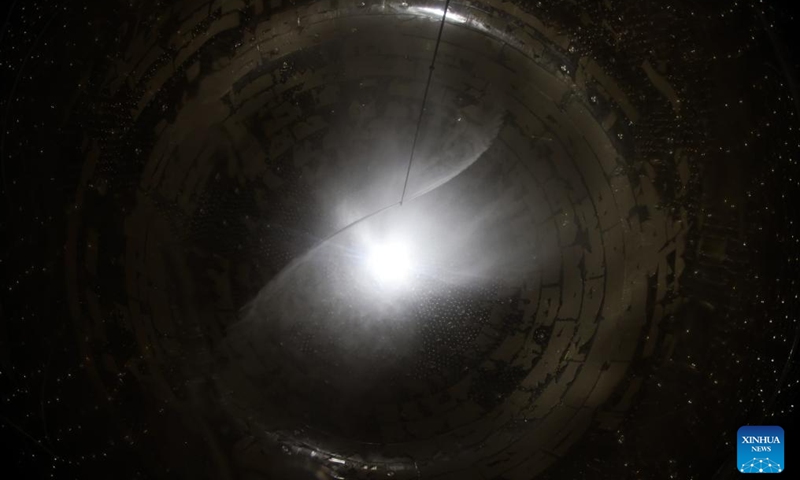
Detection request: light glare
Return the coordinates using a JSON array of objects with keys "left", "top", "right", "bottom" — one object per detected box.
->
[{"left": 366, "top": 242, "right": 412, "bottom": 285}]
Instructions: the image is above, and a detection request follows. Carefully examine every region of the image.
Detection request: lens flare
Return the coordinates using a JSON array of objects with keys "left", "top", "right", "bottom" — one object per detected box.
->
[{"left": 366, "top": 241, "right": 412, "bottom": 285}]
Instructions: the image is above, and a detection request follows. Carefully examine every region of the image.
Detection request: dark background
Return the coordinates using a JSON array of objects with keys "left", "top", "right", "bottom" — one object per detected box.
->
[{"left": 1, "top": 0, "right": 800, "bottom": 478}]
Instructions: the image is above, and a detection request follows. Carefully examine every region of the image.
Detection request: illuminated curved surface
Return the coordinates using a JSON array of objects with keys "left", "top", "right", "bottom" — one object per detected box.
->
[{"left": 0, "top": 1, "right": 799, "bottom": 479}]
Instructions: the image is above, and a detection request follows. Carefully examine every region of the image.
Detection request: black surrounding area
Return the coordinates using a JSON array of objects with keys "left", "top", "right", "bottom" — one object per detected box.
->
[{"left": 1, "top": 1, "right": 800, "bottom": 479}]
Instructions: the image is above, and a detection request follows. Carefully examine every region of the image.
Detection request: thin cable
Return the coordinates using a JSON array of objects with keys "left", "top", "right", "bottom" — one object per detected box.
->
[
  {"left": 399, "top": 0, "right": 453, "bottom": 205},
  {"left": 240, "top": 2, "right": 458, "bottom": 271}
]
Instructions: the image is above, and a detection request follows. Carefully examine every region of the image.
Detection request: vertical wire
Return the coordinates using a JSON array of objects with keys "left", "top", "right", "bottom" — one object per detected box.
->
[
  {"left": 399, "top": 0, "right": 453, "bottom": 205},
  {"left": 288, "top": 1, "right": 458, "bottom": 251}
]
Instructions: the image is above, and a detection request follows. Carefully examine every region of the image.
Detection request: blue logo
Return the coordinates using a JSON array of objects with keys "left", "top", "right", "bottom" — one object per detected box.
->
[{"left": 738, "top": 425, "right": 785, "bottom": 474}]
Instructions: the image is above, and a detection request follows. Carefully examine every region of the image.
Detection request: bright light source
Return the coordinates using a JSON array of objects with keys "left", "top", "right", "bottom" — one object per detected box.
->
[{"left": 366, "top": 241, "right": 413, "bottom": 286}]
